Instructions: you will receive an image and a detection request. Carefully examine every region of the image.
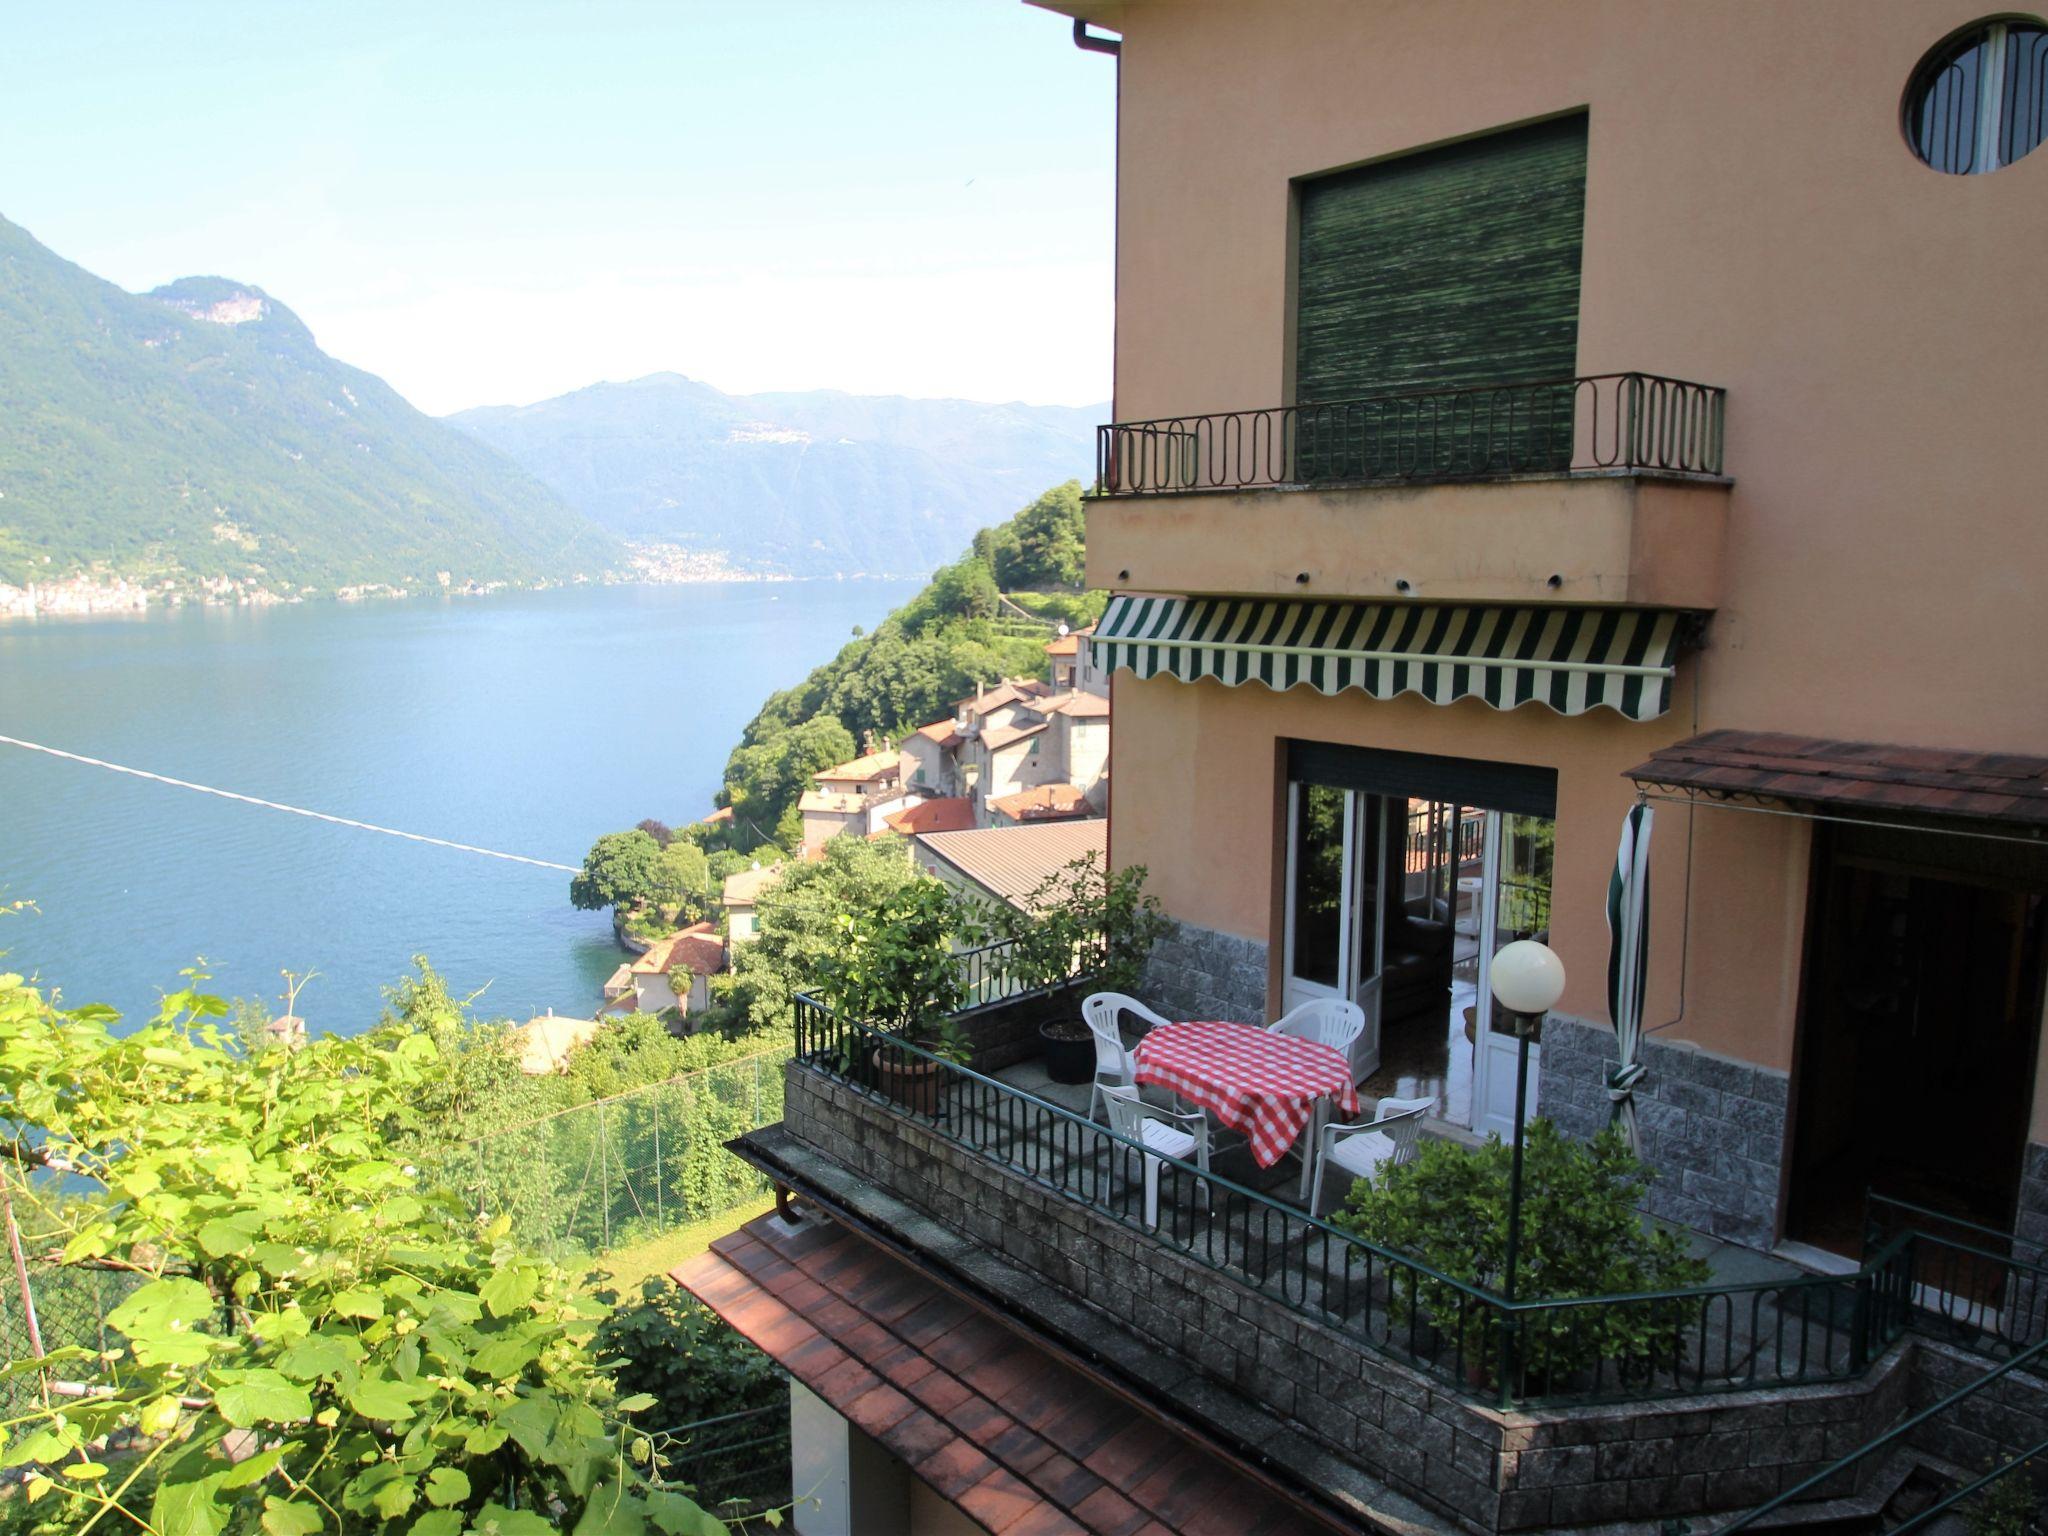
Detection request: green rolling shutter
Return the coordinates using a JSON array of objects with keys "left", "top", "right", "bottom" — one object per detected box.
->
[
  {"left": 1294, "top": 115, "right": 1588, "bottom": 478},
  {"left": 1297, "top": 114, "right": 1588, "bottom": 398}
]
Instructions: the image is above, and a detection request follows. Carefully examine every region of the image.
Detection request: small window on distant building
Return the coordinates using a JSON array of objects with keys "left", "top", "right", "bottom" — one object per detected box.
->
[{"left": 1905, "top": 17, "right": 2048, "bottom": 173}]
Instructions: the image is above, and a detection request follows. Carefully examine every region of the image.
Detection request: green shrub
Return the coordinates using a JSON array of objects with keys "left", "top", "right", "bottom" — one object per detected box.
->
[
  {"left": 594, "top": 1280, "right": 784, "bottom": 1429},
  {"left": 1334, "top": 1121, "right": 1709, "bottom": 1389}
]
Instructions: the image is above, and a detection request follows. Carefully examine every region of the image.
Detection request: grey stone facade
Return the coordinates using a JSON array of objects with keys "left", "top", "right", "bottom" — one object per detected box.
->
[
  {"left": 2018, "top": 1140, "right": 2048, "bottom": 1257},
  {"left": 1141, "top": 919, "right": 1270, "bottom": 1024},
  {"left": 780, "top": 1062, "right": 1917, "bottom": 1533},
  {"left": 1539, "top": 1014, "right": 1790, "bottom": 1251}
]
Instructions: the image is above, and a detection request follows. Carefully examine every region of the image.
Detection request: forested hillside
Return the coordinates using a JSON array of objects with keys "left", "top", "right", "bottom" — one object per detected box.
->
[
  {"left": 0, "top": 215, "right": 620, "bottom": 594},
  {"left": 449, "top": 372, "right": 1101, "bottom": 578},
  {"left": 570, "top": 480, "right": 1100, "bottom": 875},
  {"left": 718, "top": 478, "right": 1101, "bottom": 845}
]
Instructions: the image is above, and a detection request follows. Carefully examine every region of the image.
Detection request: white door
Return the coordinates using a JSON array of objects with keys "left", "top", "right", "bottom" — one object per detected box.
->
[
  {"left": 1282, "top": 785, "right": 1384, "bottom": 1082},
  {"left": 1345, "top": 795, "right": 1385, "bottom": 1082},
  {"left": 1469, "top": 810, "right": 1556, "bottom": 1139}
]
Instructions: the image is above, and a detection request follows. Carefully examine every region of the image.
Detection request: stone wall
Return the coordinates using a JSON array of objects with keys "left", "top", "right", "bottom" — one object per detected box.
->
[
  {"left": 952, "top": 981, "right": 1090, "bottom": 1075},
  {"left": 1141, "top": 920, "right": 1270, "bottom": 1024},
  {"left": 2018, "top": 1141, "right": 2048, "bottom": 1258},
  {"left": 1904, "top": 1339, "right": 2048, "bottom": 1486},
  {"left": 1538, "top": 1014, "right": 1789, "bottom": 1250},
  {"left": 781, "top": 1061, "right": 1912, "bottom": 1533}
]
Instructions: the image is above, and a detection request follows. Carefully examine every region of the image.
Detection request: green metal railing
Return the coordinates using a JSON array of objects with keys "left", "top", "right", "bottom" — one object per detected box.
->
[{"left": 791, "top": 996, "right": 1917, "bottom": 1409}]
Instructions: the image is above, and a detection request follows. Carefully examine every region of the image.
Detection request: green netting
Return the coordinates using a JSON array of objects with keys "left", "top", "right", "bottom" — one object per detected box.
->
[{"left": 428, "top": 1046, "right": 792, "bottom": 1262}]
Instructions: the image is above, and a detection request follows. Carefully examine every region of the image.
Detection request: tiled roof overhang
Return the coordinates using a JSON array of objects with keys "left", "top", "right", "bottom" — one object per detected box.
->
[
  {"left": 677, "top": 1211, "right": 1337, "bottom": 1536},
  {"left": 1626, "top": 730, "right": 2048, "bottom": 827}
]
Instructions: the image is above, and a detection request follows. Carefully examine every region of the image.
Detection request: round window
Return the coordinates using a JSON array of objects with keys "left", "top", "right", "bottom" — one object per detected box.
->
[{"left": 1904, "top": 16, "right": 2048, "bottom": 172}]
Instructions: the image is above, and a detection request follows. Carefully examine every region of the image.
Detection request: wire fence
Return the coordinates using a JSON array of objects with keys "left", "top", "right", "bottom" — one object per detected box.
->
[
  {"left": 653, "top": 1403, "right": 792, "bottom": 1517},
  {"left": 0, "top": 1261, "right": 144, "bottom": 1416},
  {"left": 427, "top": 1046, "right": 794, "bottom": 1263}
]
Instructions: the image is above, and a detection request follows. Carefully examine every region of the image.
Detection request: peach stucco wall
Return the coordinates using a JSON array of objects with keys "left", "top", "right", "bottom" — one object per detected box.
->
[
  {"left": 1110, "top": 663, "right": 1810, "bottom": 1072},
  {"left": 1097, "top": 0, "right": 2048, "bottom": 750},
  {"left": 1067, "top": 0, "right": 2048, "bottom": 1128}
]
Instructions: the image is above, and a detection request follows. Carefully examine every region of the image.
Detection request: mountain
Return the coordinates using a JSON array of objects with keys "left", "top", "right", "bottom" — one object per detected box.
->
[
  {"left": 448, "top": 374, "right": 1104, "bottom": 578},
  {"left": 0, "top": 215, "right": 620, "bottom": 597}
]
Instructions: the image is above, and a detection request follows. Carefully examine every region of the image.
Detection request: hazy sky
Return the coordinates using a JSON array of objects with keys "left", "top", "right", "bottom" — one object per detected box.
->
[{"left": 1, "top": 1, "right": 1115, "bottom": 415}]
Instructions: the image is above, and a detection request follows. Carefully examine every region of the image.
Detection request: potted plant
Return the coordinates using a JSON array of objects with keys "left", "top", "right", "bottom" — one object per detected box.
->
[
  {"left": 1004, "top": 854, "right": 1173, "bottom": 1084},
  {"left": 817, "top": 880, "right": 975, "bottom": 1116}
]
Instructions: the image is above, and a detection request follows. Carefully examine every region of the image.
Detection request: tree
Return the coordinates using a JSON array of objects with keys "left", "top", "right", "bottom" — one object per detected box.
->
[
  {"left": 720, "top": 715, "right": 857, "bottom": 849},
  {"left": 990, "top": 480, "right": 1086, "bottom": 590},
  {"left": 569, "top": 828, "right": 666, "bottom": 913},
  {"left": 652, "top": 839, "right": 714, "bottom": 923},
  {"left": 921, "top": 556, "right": 1000, "bottom": 622},
  {"left": 721, "top": 834, "right": 917, "bottom": 1031},
  {"left": 0, "top": 971, "right": 729, "bottom": 1536}
]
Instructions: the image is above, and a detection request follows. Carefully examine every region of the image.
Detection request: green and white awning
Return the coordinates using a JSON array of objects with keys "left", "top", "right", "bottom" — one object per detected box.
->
[{"left": 1092, "top": 596, "right": 1685, "bottom": 720}]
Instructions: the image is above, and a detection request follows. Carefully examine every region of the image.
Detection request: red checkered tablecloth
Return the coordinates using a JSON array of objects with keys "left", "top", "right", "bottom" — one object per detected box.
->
[{"left": 1133, "top": 1019, "right": 1359, "bottom": 1169}]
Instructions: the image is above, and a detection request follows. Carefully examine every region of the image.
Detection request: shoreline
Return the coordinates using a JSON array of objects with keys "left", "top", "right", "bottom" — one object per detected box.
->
[{"left": 0, "top": 565, "right": 926, "bottom": 622}]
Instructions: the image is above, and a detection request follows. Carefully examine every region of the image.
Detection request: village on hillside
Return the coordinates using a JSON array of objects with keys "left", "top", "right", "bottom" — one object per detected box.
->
[{"left": 510, "top": 624, "right": 1110, "bottom": 1066}]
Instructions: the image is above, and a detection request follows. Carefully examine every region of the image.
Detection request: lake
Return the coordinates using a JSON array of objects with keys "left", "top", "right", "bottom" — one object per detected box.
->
[{"left": 0, "top": 579, "right": 921, "bottom": 1032}]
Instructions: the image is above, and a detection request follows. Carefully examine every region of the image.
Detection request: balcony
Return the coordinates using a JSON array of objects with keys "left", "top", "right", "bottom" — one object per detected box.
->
[
  {"left": 1086, "top": 374, "right": 1732, "bottom": 610},
  {"left": 735, "top": 977, "right": 2048, "bottom": 1531}
]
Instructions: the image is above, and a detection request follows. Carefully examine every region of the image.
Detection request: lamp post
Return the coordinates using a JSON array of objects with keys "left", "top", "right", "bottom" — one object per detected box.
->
[{"left": 1489, "top": 938, "right": 1566, "bottom": 1302}]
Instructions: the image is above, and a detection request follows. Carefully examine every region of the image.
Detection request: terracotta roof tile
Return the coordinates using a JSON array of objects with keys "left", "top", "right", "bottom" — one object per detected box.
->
[
  {"left": 961, "top": 1465, "right": 1047, "bottom": 1533},
  {"left": 917, "top": 1439, "right": 1000, "bottom": 1500},
  {"left": 884, "top": 796, "right": 977, "bottom": 836},
  {"left": 675, "top": 1213, "right": 1326, "bottom": 1536},
  {"left": 989, "top": 782, "right": 1093, "bottom": 822}
]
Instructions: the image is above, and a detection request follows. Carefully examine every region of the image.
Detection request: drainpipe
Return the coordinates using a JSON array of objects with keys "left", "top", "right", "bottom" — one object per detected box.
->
[{"left": 1072, "top": 17, "right": 1120, "bottom": 55}]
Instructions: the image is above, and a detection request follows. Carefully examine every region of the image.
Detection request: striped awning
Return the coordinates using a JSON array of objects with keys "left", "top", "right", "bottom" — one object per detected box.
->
[{"left": 1092, "top": 596, "right": 1686, "bottom": 720}]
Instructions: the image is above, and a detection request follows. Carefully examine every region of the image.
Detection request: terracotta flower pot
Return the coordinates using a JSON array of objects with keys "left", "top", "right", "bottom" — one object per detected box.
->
[{"left": 869, "top": 1049, "right": 946, "bottom": 1117}]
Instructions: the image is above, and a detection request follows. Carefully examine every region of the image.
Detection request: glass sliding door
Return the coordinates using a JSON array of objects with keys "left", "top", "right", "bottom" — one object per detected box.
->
[{"left": 1283, "top": 782, "right": 1386, "bottom": 1082}]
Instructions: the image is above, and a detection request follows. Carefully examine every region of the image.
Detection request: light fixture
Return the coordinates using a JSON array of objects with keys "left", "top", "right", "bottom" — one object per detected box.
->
[
  {"left": 1488, "top": 936, "right": 1566, "bottom": 1312},
  {"left": 1490, "top": 939, "right": 1565, "bottom": 1017}
]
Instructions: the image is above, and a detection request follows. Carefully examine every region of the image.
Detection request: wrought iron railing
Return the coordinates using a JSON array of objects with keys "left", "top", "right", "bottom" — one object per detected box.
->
[
  {"left": 790, "top": 996, "right": 1912, "bottom": 1409},
  {"left": 1867, "top": 1192, "right": 2048, "bottom": 1354},
  {"left": 1095, "top": 372, "right": 1725, "bottom": 495}
]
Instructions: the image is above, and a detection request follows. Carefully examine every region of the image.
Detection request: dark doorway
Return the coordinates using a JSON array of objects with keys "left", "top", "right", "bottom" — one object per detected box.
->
[{"left": 1787, "top": 822, "right": 2048, "bottom": 1256}]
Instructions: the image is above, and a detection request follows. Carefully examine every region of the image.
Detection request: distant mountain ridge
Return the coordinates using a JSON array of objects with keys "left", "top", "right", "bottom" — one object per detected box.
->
[
  {"left": 0, "top": 215, "right": 621, "bottom": 599},
  {"left": 448, "top": 374, "right": 1105, "bottom": 578}
]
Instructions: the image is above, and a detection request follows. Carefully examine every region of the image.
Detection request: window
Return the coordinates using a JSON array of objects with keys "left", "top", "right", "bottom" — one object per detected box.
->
[{"left": 1905, "top": 17, "right": 2048, "bottom": 173}]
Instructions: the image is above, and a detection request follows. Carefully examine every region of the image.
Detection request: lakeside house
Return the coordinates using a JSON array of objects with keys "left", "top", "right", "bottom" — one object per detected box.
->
[
  {"left": 1045, "top": 622, "right": 1106, "bottom": 697},
  {"left": 627, "top": 921, "right": 727, "bottom": 1018},
  {"left": 720, "top": 860, "right": 784, "bottom": 944},
  {"left": 507, "top": 1010, "right": 604, "bottom": 1075},
  {"left": 797, "top": 748, "right": 916, "bottom": 856},
  {"left": 680, "top": 4, "right": 2048, "bottom": 1534}
]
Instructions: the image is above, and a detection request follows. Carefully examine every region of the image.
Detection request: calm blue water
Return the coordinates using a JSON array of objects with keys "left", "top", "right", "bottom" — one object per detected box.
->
[{"left": 0, "top": 580, "right": 919, "bottom": 1032}]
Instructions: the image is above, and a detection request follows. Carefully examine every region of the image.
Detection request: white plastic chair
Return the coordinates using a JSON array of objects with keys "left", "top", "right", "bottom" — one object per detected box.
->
[
  {"left": 1308, "top": 1095, "right": 1435, "bottom": 1218},
  {"left": 1267, "top": 997, "right": 1367, "bottom": 1058},
  {"left": 1100, "top": 1082, "right": 1210, "bottom": 1228},
  {"left": 1080, "top": 992, "right": 1171, "bottom": 1123}
]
